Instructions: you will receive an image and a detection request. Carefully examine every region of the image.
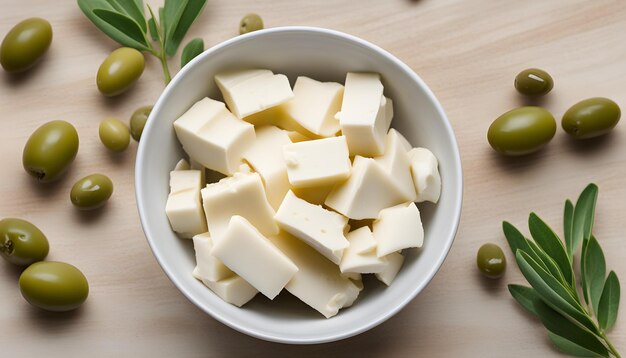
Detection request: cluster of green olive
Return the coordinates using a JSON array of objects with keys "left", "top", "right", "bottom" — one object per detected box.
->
[
  {"left": 99, "top": 105, "right": 153, "bottom": 152},
  {"left": 488, "top": 68, "right": 621, "bottom": 156},
  {"left": 0, "top": 218, "right": 88, "bottom": 311}
]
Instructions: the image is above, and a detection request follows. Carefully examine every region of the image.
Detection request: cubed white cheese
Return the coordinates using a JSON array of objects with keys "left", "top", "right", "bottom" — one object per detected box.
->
[
  {"left": 283, "top": 136, "right": 351, "bottom": 188},
  {"left": 215, "top": 69, "right": 294, "bottom": 118},
  {"left": 189, "top": 158, "right": 206, "bottom": 186},
  {"left": 192, "top": 233, "right": 234, "bottom": 282},
  {"left": 212, "top": 216, "right": 298, "bottom": 299},
  {"left": 375, "top": 252, "right": 405, "bottom": 286},
  {"left": 340, "top": 226, "right": 387, "bottom": 274},
  {"left": 292, "top": 184, "right": 335, "bottom": 206},
  {"left": 373, "top": 202, "right": 424, "bottom": 257},
  {"left": 193, "top": 268, "right": 258, "bottom": 307},
  {"left": 374, "top": 129, "right": 417, "bottom": 202},
  {"left": 165, "top": 170, "right": 207, "bottom": 238},
  {"left": 271, "top": 231, "right": 361, "bottom": 318},
  {"left": 325, "top": 156, "right": 407, "bottom": 220},
  {"left": 408, "top": 147, "right": 441, "bottom": 203},
  {"left": 174, "top": 158, "right": 190, "bottom": 171},
  {"left": 173, "top": 97, "right": 255, "bottom": 175},
  {"left": 284, "top": 76, "right": 344, "bottom": 137},
  {"left": 337, "top": 73, "right": 388, "bottom": 156},
  {"left": 243, "top": 126, "right": 292, "bottom": 209},
  {"left": 275, "top": 191, "right": 349, "bottom": 264},
  {"left": 201, "top": 170, "right": 279, "bottom": 238}
]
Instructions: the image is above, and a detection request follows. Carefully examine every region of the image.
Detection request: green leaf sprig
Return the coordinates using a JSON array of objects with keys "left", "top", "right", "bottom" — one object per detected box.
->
[
  {"left": 504, "top": 184, "right": 621, "bottom": 357},
  {"left": 78, "top": 0, "right": 207, "bottom": 85}
]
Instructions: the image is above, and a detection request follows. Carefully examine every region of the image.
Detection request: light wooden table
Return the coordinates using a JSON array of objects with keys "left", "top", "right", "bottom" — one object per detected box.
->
[{"left": 1, "top": 0, "right": 625, "bottom": 356}]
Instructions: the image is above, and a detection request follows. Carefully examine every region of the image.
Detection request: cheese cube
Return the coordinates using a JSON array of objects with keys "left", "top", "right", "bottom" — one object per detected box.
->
[
  {"left": 201, "top": 171, "right": 279, "bottom": 238},
  {"left": 374, "top": 129, "right": 417, "bottom": 202},
  {"left": 189, "top": 158, "right": 206, "bottom": 186},
  {"left": 215, "top": 69, "right": 294, "bottom": 118},
  {"left": 212, "top": 216, "right": 298, "bottom": 299},
  {"left": 275, "top": 191, "right": 349, "bottom": 264},
  {"left": 192, "top": 233, "right": 233, "bottom": 282},
  {"left": 340, "top": 226, "right": 387, "bottom": 274},
  {"left": 243, "top": 126, "right": 292, "bottom": 209},
  {"left": 284, "top": 76, "right": 344, "bottom": 137},
  {"left": 337, "top": 73, "right": 388, "bottom": 156},
  {"left": 408, "top": 148, "right": 441, "bottom": 203},
  {"left": 283, "top": 136, "right": 351, "bottom": 188},
  {"left": 271, "top": 232, "right": 361, "bottom": 318},
  {"left": 375, "top": 252, "right": 405, "bottom": 286},
  {"left": 242, "top": 105, "right": 318, "bottom": 139},
  {"left": 292, "top": 183, "right": 335, "bottom": 206},
  {"left": 165, "top": 170, "right": 207, "bottom": 238},
  {"left": 173, "top": 97, "right": 255, "bottom": 175},
  {"left": 174, "top": 158, "right": 190, "bottom": 171},
  {"left": 325, "top": 156, "right": 407, "bottom": 220},
  {"left": 193, "top": 268, "right": 258, "bottom": 307},
  {"left": 373, "top": 202, "right": 424, "bottom": 257}
]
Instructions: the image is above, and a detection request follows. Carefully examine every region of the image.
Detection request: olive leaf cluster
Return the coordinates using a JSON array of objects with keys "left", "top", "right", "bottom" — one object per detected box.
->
[
  {"left": 77, "top": 0, "right": 207, "bottom": 84},
  {"left": 504, "top": 184, "right": 621, "bottom": 357}
]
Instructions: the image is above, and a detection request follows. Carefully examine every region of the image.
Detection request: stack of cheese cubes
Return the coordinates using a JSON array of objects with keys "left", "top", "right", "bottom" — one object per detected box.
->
[{"left": 165, "top": 69, "right": 441, "bottom": 318}]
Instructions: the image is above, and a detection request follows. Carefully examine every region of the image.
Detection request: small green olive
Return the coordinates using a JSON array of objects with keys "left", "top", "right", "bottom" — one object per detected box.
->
[
  {"left": 0, "top": 18, "right": 52, "bottom": 73},
  {"left": 514, "top": 68, "right": 554, "bottom": 96},
  {"left": 562, "top": 97, "right": 621, "bottom": 139},
  {"left": 477, "top": 243, "right": 506, "bottom": 279},
  {"left": 19, "top": 261, "right": 88, "bottom": 312},
  {"left": 99, "top": 117, "right": 130, "bottom": 152},
  {"left": 23, "top": 120, "right": 79, "bottom": 183},
  {"left": 96, "top": 47, "right": 145, "bottom": 96},
  {"left": 239, "top": 13, "right": 264, "bottom": 35},
  {"left": 129, "top": 105, "right": 153, "bottom": 141},
  {"left": 0, "top": 218, "right": 49, "bottom": 266},
  {"left": 70, "top": 174, "right": 113, "bottom": 210},
  {"left": 487, "top": 106, "right": 556, "bottom": 156}
]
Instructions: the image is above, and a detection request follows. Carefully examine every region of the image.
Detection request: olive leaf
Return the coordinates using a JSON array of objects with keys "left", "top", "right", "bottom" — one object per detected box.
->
[
  {"left": 180, "top": 38, "right": 204, "bottom": 68},
  {"left": 598, "top": 271, "right": 620, "bottom": 332},
  {"left": 548, "top": 332, "right": 603, "bottom": 357},
  {"left": 105, "top": 0, "right": 146, "bottom": 32},
  {"left": 583, "top": 236, "right": 606, "bottom": 315},
  {"left": 571, "top": 184, "right": 598, "bottom": 256},
  {"left": 525, "top": 239, "right": 572, "bottom": 294},
  {"left": 148, "top": 16, "right": 158, "bottom": 41},
  {"left": 164, "top": 0, "right": 207, "bottom": 56},
  {"left": 528, "top": 213, "right": 574, "bottom": 287},
  {"left": 564, "top": 199, "right": 574, "bottom": 261},
  {"left": 508, "top": 284, "right": 539, "bottom": 317}
]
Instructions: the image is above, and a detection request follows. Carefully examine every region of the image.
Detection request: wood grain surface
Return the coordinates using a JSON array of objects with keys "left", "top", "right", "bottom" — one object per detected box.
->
[{"left": 1, "top": 0, "right": 625, "bottom": 356}]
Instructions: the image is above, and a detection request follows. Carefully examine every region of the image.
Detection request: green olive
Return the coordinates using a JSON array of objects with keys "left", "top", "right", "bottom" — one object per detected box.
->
[
  {"left": 562, "top": 97, "right": 620, "bottom": 139},
  {"left": 477, "top": 243, "right": 506, "bottom": 279},
  {"left": 0, "top": 18, "right": 52, "bottom": 73},
  {"left": 514, "top": 68, "right": 553, "bottom": 96},
  {"left": 19, "top": 261, "right": 88, "bottom": 312},
  {"left": 99, "top": 117, "right": 130, "bottom": 152},
  {"left": 23, "top": 120, "right": 79, "bottom": 183},
  {"left": 129, "top": 105, "right": 153, "bottom": 141},
  {"left": 239, "top": 13, "right": 264, "bottom": 34},
  {"left": 487, "top": 106, "right": 556, "bottom": 156},
  {"left": 70, "top": 174, "right": 113, "bottom": 210},
  {"left": 0, "top": 218, "right": 49, "bottom": 266},
  {"left": 96, "top": 47, "right": 145, "bottom": 96}
]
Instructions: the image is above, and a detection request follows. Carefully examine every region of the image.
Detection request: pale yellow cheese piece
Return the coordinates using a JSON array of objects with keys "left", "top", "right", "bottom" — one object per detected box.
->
[
  {"left": 165, "top": 170, "right": 207, "bottom": 238},
  {"left": 283, "top": 136, "right": 351, "bottom": 188},
  {"left": 408, "top": 147, "right": 442, "bottom": 203},
  {"left": 292, "top": 183, "right": 335, "bottom": 206},
  {"left": 339, "top": 226, "right": 387, "bottom": 274},
  {"left": 192, "top": 268, "right": 258, "bottom": 307},
  {"left": 373, "top": 202, "right": 424, "bottom": 257},
  {"left": 374, "top": 129, "right": 417, "bottom": 202},
  {"left": 375, "top": 252, "right": 405, "bottom": 286},
  {"left": 192, "top": 233, "right": 233, "bottom": 282}
]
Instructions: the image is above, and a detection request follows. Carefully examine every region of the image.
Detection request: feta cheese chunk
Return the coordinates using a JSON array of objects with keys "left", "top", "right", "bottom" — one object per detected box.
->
[
  {"left": 325, "top": 156, "right": 407, "bottom": 220},
  {"left": 165, "top": 170, "right": 207, "bottom": 238},
  {"left": 337, "top": 73, "right": 389, "bottom": 156},
  {"left": 212, "top": 216, "right": 298, "bottom": 299},
  {"left": 375, "top": 252, "right": 405, "bottom": 286},
  {"left": 271, "top": 232, "right": 361, "bottom": 318},
  {"left": 193, "top": 268, "right": 258, "bottom": 307},
  {"left": 215, "top": 69, "right": 294, "bottom": 118},
  {"left": 173, "top": 97, "right": 255, "bottom": 175},
  {"left": 340, "top": 226, "right": 387, "bottom": 274},
  {"left": 373, "top": 202, "right": 424, "bottom": 257},
  {"left": 284, "top": 76, "right": 344, "bottom": 137},
  {"left": 408, "top": 147, "right": 442, "bottom": 203},
  {"left": 192, "top": 233, "right": 234, "bottom": 282},
  {"left": 201, "top": 170, "right": 279, "bottom": 238},
  {"left": 374, "top": 129, "right": 417, "bottom": 202},
  {"left": 275, "top": 191, "right": 349, "bottom": 264},
  {"left": 283, "top": 136, "right": 351, "bottom": 188},
  {"left": 243, "top": 126, "right": 292, "bottom": 209}
]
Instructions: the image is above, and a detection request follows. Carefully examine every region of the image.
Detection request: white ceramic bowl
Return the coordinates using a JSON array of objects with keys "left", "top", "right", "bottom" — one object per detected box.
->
[{"left": 136, "top": 26, "right": 462, "bottom": 344}]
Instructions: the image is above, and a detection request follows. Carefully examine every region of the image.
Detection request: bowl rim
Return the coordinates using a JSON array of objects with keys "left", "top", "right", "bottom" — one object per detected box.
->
[{"left": 135, "top": 26, "right": 463, "bottom": 344}]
